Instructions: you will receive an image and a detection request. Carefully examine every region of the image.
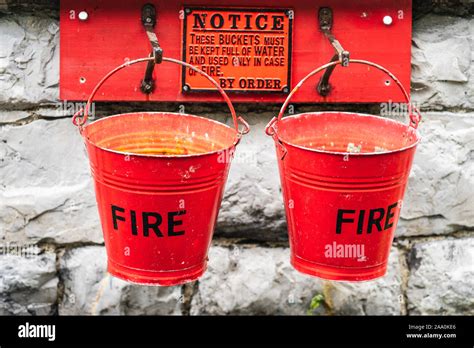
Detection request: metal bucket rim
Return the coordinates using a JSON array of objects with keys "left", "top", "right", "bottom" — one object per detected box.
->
[
  {"left": 82, "top": 111, "right": 239, "bottom": 159},
  {"left": 274, "top": 111, "right": 421, "bottom": 156}
]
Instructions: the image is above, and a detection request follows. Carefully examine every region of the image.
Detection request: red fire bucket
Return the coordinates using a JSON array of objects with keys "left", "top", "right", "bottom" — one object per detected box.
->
[
  {"left": 265, "top": 60, "right": 422, "bottom": 281},
  {"left": 72, "top": 57, "right": 249, "bottom": 286}
]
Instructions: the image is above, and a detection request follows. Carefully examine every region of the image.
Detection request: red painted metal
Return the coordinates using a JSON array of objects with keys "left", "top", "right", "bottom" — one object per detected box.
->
[
  {"left": 60, "top": 0, "right": 412, "bottom": 103},
  {"left": 266, "top": 60, "right": 421, "bottom": 281},
  {"left": 75, "top": 57, "right": 248, "bottom": 286}
]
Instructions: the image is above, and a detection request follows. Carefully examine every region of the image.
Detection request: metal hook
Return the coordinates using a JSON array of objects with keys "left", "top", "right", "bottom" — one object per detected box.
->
[
  {"left": 316, "top": 7, "right": 350, "bottom": 96},
  {"left": 140, "top": 3, "right": 163, "bottom": 94}
]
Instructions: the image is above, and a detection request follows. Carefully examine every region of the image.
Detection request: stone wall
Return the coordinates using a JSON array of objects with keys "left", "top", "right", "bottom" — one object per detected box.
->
[{"left": 0, "top": 1, "right": 473, "bottom": 316}]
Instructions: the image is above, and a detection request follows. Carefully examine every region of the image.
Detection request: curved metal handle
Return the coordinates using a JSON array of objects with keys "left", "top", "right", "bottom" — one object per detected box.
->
[
  {"left": 266, "top": 59, "right": 421, "bottom": 136},
  {"left": 72, "top": 57, "right": 249, "bottom": 137}
]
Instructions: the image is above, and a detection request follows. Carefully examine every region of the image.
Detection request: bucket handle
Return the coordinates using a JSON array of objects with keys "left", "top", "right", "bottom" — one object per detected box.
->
[
  {"left": 265, "top": 59, "right": 422, "bottom": 137},
  {"left": 72, "top": 56, "right": 250, "bottom": 138}
]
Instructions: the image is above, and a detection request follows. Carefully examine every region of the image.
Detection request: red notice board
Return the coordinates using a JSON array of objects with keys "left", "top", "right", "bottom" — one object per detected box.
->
[{"left": 60, "top": 0, "right": 412, "bottom": 103}]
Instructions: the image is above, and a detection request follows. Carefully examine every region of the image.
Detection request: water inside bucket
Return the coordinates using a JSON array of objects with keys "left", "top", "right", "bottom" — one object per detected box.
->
[
  {"left": 277, "top": 112, "right": 419, "bottom": 154},
  {"left": 112, "top": 135, "right": 194, "bottom": 156},
  {"left": 84, "top": 112, "right": 237, "bottom": 156}
]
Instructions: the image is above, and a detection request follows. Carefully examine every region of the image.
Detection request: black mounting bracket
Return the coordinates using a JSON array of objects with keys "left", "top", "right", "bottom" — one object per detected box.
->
[
  {"left": 316, "top": 7, "right": 350, "bottom": 97},
  {"left": 140, "top": 3, "right": 163, "bottom": 94}
]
